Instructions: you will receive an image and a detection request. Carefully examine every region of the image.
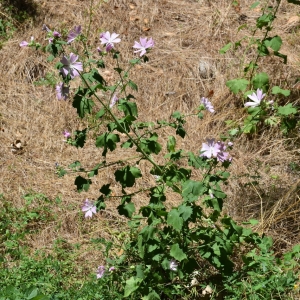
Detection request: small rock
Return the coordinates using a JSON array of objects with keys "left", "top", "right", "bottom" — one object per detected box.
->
[{"left": 199, "top": 60, "right": 215, "bottom": 79}]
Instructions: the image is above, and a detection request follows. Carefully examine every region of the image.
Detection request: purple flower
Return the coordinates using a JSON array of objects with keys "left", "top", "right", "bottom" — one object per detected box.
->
[
  {"left": 216, "top": 141, "right": 229, "bottom": 162},
  {"left": 109, "top": 266, "right": 115, "bottom": 272},
  {"left": 60, "top": 53, "right": 83, "bottom": 79},
  {"left": 96, "top": 266, "right": 105, "bottom": 279},
  {"left": 53, "top": 31, "right": 61, "bottom": 38},
  {"left": 200, "top": 138, "right": 220, "bottom": 159},
  {"left": 133, "top": 37, "right": 154, "bottom": 56},
  {"left": 63, "top": 130, "right": 71, "bottom": 138},
  {"left": 20, "top": 36, "right": 34, "bottom": 47},
  {"left": 20, "top": 41, "right": 29, "bottom": 47},
  {"left": 200, "top": 139, "right": 230, "bottom": 162},
  {"left": 109, "top": 93, "right": 119, "bottom": 108},
  {"left": 201, "top": 97, "right": 215, "bottom": 113},
  {"left": 56, "top": 82, "right": 69, "bottom": 100},
  {"left": 245, "top": 89, "right": 265, "bottom": 108},
  {"left": 82, "top": 199, "right": 97, "bottom": 218},
  {"left": 67, "top": 25, "right": 82, "bottom": 44},
  {"left": 228, "top": 141, "right": 233, "bottom": 147},
  {"left": 100, "top": 31, "right": 121, "bottom": 51},
  {"left": 170, "top": 259, "right": 178, "bottom": 271}
]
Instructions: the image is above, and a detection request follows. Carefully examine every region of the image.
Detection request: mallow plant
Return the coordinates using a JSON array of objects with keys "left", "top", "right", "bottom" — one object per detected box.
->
[
  {"left": 221, "top": 0, "right": 299, "bottom": 137},
  {"left": 19, "top": 21, "right": 299, "bottom": 299}
]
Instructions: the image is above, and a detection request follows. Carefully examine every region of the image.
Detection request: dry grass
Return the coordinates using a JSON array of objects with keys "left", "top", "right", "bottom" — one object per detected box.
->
[{"left": 0, "top": 0, "right": 300, "bottom": 283}]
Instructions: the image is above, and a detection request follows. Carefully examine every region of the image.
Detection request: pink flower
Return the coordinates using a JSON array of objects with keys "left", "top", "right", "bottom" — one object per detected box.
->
[
  {"left": 245, "top": 89, "right": 265, "bottom": 108},
  {"left": 200, "top": 138, "right": 220, "bottom": 159},
  {"left": 20, "top": 36, "right": 34, "bottom": 47},
  {"left": 63, "top": 130, "right": 71, "bottom": 138},
  {"left": 133, "top": 37, "right": 154, "bottom": 56},
  {"left": 201, "top": 97, "right": 215, "bottom": 113},
  {"left": 67, "top": 25, "right": 82, "bottom": 44},
  {"left": 100, "top": 31, "right": 121, "bottom": 51},
  {"left": 96, "top": 266, "right": 105, "bottom": 279},
  {"left": 82, "top": 199, "right": 97, "bottom": 218},
  {"left": 56, "top": 82, "right": 69, "bottom": 100},
  {"left": 109, "top": 93, "right": 119, "bottom": 108},
  {"left": 53, "top": 31, "right": 61, "bottom": 38},
  {"left": 109, "top": 266, "right": 115, "bottom": 272},
  {"left": 216, "top": 141, "right": 229, "bottom": 162},
  {"left": 200, "top": 139, "right": 230, "bottom": 162},
  {"left": 60, "top": 53, "right": 83, "bottom": 79}
]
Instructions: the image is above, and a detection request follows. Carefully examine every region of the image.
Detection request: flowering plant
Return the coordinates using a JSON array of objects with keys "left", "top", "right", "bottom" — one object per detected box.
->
[{"left": 21, "top": 20, "right": 298, "bottom": 298}]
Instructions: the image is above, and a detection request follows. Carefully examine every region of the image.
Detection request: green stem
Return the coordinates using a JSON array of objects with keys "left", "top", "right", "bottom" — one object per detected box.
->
[
  {"left": 79, "top": 72, "right": 163, "bottom": 173},
  {"left": 249, "top": 0, "right": 281, "bottom": 85}
]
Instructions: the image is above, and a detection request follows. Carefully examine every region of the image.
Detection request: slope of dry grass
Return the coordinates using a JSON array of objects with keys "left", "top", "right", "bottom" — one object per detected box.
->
[{"left": 0, "top": 0, "right": 300, "bottom": 290}]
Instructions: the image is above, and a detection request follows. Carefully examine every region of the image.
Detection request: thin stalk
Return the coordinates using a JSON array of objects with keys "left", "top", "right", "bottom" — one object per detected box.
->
[{"left": 79, "top": 72, "right": 163, "bottom": 173}]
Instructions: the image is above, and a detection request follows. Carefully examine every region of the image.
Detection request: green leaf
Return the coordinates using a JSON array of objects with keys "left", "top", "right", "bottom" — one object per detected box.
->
[
  {"left": 57, "top": 168, "right": 67, "bottom": 177},
  {"left": 170, "top": 244, "right": 187, "bottom": 261},
  {"left": 130, "top": 58, "right": 140, "bottom": 65},
  {"left": 182, "top": 180, "right": 206, "bottom": 202},
  {"left": 277, "top": 104, "right": 297, "bottom": 116},
  {"left": 122, "top": 140, "right": 134, "bottom": 148},
  {"left": 272, "top": 86, "right": 290, "bottom": 96},
  {"left": 83, "top": 68, "right": 105, "bottom": 85},
  {"left": 264, "top": 116, "right": 279, "bottom": 126},
  {"left": 176, "top": 125, "right": 186, "bottom": 138},
  {"left": 142, "top": 290, "right": 160, "bottom": 300},
  {"left": 118, "top": 202, "right": 135, "bottom": 218},
  {"left": 31, "top": 295, "right": 49, "bottom": 300},
  {"left": 178, "top": 204, "right": 193, "bottom": 221},
  {"left": 47, "top": 55, "right": 54, "bottom": 62},
  {"left": 219, "top": 42, "right": 232, "bottom": 54},
  {"left": 95, "top": 133, "right": 120, "bottom": 156},
  {"left": 128, "top": 80, "right": 138, "bottom": 91},
  {"left": 280, "top": 118, "right": 297, "bottom": 134},
  {"left": 226, "top": 78, "right": 249, "bottom": 94},
  {"left": 74, "top": 176, "right": 92, "bottom": 192},
  {"left": 115, "top": 166, "right": 142, "bottom": 188},
  {"left": 250, "top": 1, "right": 260, "bottom": 9},
  {"left": 167, "top": 135, "right": 176, "bottom": 152},
  {"left": 167, "top": 209, "right": 183, "bottom": 231},
  {"left": 97, "top": 59, "right": 105, "bottom": 68},
  {"left": 188, "top": 152, "right": 207, "bottom": 169},
  {"left": 172, "top": 111, "right": 181, "bottom": 119},
  {"left": 264, "top": 36, "right": 282, "bottom": 52},
  {"left": 229, "top": 128, "right": 240, "bottom": 136},
  {"left": 74, "top": 129, "right": 87, "bottom": 148},
  {"left": 69, "top": 161, "right": 81, "bottom": 169},
  {"left": 96, "top": 108, "right": 106, "bottom": 119},
  {"left": 256, "top": 13, "right": 274, "bottom": 29},
  {"left": 249, "top": 219, "right": 259, "bottom": 225},
  {"left": 124, "top": 277, "right": 143, "bottom": 297},
  {"left": 287, "top": 0, "right": 300, "bottom": 5},
  {"left": 73, "top": 87, "right": 95, "bottom": 118},
  {"left": 138, "top": 133, "right": 162, "bottom": 155},
  {"left": 88, "top": 163, "right": 103, "bottom": 178},
  {"left": 100, "top": 184, "right": 111, "bottom": 196},
  {"left": 252, "top": 72, "right": 269, "bottom": 90},
  {"left": 118, "top": 99, "right": 138, "bottom": 117}
]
